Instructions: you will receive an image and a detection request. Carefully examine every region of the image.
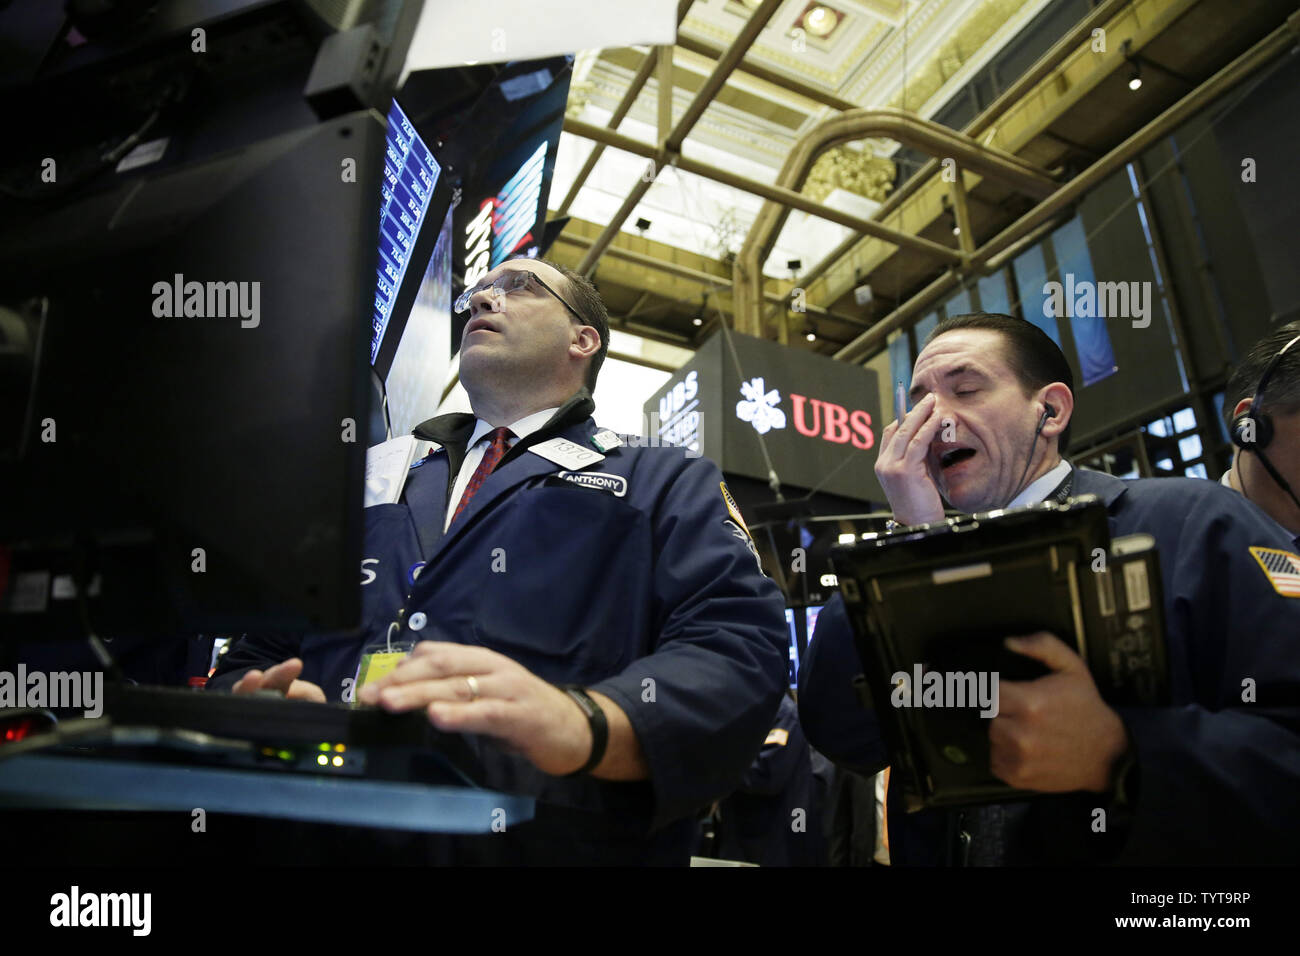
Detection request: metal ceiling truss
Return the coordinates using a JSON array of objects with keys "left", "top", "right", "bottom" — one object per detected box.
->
[{"left": 556, "top": 0, "right": 1296, "bottom": 363}]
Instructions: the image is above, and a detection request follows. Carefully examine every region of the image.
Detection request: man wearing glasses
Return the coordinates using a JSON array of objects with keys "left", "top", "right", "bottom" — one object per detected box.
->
[{"left": 212, "top": 257, "right": 789, "bottom": 864}]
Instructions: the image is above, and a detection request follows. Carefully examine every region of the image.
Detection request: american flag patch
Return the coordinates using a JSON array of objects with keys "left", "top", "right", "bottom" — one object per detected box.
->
[{"left": 1249, "top": 547, "right": 1300, "bottom": 598}]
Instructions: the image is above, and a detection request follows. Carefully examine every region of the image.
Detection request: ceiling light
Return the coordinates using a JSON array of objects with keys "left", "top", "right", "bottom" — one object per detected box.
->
[
  {"left": 942, "top": 198, "right": 960, "bottom": 237},
  {"left": 1122, "top": 40, "right": 1142, "bottom": 92},
  {"left": 692, "top": 293, "right": 708, "bottom": 329},
  {"left": 853, "top": 271, "right": 872, "bottom": 306},
  {"left": 805, "top": 331, "right": 816, "bottom": 342},
  {"left": 801, "top": 4, "right": 840, "bottom": 38}
]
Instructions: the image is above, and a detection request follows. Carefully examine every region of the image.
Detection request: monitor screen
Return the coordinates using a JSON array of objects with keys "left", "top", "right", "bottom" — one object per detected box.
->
[
  {"left": 785, "top": 608, "right": 799, "bottom": 689},
  {"left": 384, "top": 205, "right": 454, "bottom": 438},
  {"left": 373, "top": 99, "right": 441, "bottom": 365},
  {"left": 805, "top": 605, "right": 824, "bottom": 649},
  {"left": 489, "top": 139, "right": 548, "bottom": 270}
]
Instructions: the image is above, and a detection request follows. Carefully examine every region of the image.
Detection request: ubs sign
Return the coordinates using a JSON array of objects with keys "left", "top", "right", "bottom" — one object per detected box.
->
[
  {"left": 734, "top": 378, "right": 875, "bottom": 449},
  {"left": 646, "top": 330, "right": 884, "bottom": 502}
]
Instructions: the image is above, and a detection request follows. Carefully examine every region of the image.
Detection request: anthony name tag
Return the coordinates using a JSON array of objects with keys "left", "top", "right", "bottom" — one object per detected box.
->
[{"left": 529, "top": 437, "right": 605, "bottom": 471}]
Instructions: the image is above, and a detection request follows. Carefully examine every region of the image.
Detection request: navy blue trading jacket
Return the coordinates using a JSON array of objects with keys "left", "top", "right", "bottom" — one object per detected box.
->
[
  {"left": 798, "top": 466, "right": 1300, "bottom": 865},
  {"left": 212, "top": 390, "right": 789, "bottom": 861},
  {"left": 715, "top": 693, "right": 827, "bottom": 867}
]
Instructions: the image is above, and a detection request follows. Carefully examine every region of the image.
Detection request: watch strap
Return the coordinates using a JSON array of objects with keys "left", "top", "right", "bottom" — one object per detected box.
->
[{"left": 559, "top": 684, "right": 608, "bottom": 777}]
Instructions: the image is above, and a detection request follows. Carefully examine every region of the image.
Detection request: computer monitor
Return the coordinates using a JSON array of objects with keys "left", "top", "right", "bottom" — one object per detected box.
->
[
  {"left": 785, "top": 608, "right": 800, "bottom": 690},
  {"left": 781, "top": 604, "right": 826, "bottom": 690},
  {"left": 0, "top": 2, "right": 418, "bottom": 639},
  {"left": 372, "top": 99, "right": 442, "bottom": 368},
  {"left": 805, "top": 605, "right": 824, "bottom": 648},
  {"left": 369, "top": 97, "right": 455, "bottom": 439},
  {"left": 383, "top": 206, "right": 454, "bottom": 439}
]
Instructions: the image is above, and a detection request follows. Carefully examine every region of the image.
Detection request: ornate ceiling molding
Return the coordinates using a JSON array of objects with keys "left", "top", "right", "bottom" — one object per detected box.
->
[{"left": 803, "top": 145, "right": 897, "bottom": 202}]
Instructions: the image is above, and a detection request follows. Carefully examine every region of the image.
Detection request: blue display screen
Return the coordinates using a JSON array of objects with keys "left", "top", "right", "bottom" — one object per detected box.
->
[
  {"left": 373, "top": 100, "right": 439, "bottom": 364},
  {"left": 805, "top": 605, "right": 823, "bottom": 647},
  {"left": 786, "top": 608, "right": 799, "bottom": 689}
]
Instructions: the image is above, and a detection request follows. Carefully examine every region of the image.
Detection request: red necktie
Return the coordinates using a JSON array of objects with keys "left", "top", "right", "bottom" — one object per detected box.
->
[{"left": 450, "top": 427, "right": 512, "bottom": 526}]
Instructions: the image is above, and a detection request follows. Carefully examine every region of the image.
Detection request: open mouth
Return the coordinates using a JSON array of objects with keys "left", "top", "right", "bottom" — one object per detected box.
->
[
  {"left": 464, "top": 318, "right": 498, "bottom": 336},
  {"left": 939, "top": 448, "right": 977, "bottom": 470}
]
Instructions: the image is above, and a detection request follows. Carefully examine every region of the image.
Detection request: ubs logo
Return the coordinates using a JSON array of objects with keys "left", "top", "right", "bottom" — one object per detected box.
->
[
  {"left": 659, "top": 370, "right": 699, "bottom": 420},
  {"left": 790, "top": 395, "right": 875, "bottom": 449},
  {"left": 736, "top": 377, "right": 786, "bottom": 435},
  {"left": 733, "top": 378, "right": 875, "bottom": 449}
]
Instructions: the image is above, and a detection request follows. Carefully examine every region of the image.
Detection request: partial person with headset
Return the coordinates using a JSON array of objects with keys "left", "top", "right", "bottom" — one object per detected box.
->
[
  {"left": 799, "top": 312, "right": 1300, "bottom": 865},
  {"left": 1223, "top": 321, "right": 1300, "bottom": 547}
]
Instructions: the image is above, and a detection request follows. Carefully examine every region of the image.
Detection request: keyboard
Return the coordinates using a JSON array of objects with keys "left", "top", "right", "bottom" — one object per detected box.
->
[{"left": 97, "top": 682, "right": 485, "bottom": 786}]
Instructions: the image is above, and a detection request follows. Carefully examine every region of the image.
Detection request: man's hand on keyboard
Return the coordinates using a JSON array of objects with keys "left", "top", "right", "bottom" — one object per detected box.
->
[
  {"left": 231, "top": 657, "right": 327, "bottom": 702},
  {"left": 356, "top": 642, "right": 600, "bottom": 777}
]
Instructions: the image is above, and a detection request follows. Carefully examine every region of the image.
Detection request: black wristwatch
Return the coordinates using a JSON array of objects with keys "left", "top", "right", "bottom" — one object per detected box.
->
[{"left": 559, "top": 684, "right": 608, "bottom": 777}]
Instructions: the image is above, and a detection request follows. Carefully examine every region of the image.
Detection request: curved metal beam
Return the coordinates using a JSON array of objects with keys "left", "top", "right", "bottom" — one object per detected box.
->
[
  {"left": 740, "top": 107, "right": 1058, "bottom": 274},
  {"left": 562, "top": 117, "right": 963, "bottom": 263},
  {"left": 833, "top": 13, "right": 1300, "bottom": 364},
  {"left": 733, "top": 108, "right": 1060, "bottom": 337},
  {"left": 865, "top": 0, "right": 1131, "bottom": 233},
  {"left": 758, "top": 0, "right": 1133, "bottom": 333}
]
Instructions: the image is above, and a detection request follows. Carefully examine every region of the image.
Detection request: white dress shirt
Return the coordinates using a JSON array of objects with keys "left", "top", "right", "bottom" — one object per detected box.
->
[
  {"left": 1005, "top": 458, "right": 1074, "bottom": 510},
  {"left": 444, "top": 407, "right": 559, "bottom": 530}
]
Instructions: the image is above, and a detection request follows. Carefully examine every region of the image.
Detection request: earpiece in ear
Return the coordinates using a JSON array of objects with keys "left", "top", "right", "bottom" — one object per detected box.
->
[
  {"left": 1232, "top": 410, "right": 1274, "bottom": 450},
  {"left": 1044, "top": 404, "right": 1057, "bottom": 418}
]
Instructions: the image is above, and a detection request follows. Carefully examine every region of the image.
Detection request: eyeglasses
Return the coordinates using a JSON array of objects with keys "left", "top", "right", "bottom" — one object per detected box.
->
[{"left": 454, "top": 268, "right": 584, "bottom": 324}]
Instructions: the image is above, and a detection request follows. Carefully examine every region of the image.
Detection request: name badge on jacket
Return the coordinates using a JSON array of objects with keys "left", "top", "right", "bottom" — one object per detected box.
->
[
  {"left": 529, "top": 437, "right": 605, "bottom": 471},
  {"left": 556, "top": 471, "right": 628, "bottom": 497}
]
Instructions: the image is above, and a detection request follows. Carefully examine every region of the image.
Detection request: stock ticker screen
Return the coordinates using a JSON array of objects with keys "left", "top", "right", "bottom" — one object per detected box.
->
[{"left": 373, "top": 100, "right": 440, "bottom": 364}]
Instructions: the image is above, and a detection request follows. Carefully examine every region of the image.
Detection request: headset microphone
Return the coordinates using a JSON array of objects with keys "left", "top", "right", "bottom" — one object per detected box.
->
[{"left": 1231, "top": 332, "right": 1300, "bottom": 515}]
